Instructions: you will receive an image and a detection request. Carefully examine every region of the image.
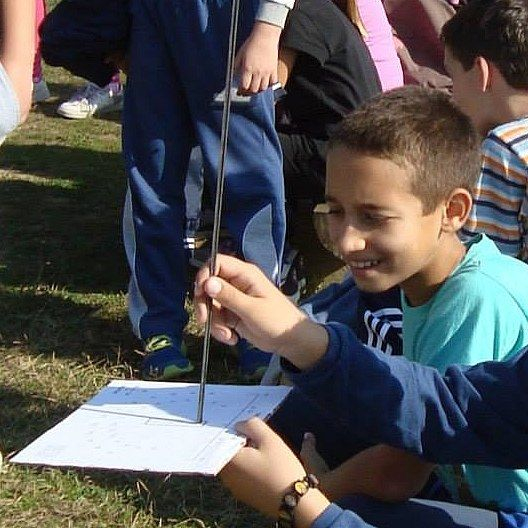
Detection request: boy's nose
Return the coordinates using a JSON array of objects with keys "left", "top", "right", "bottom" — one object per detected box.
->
[{"left": 336, "top": 225, "right": 367, "bottom": 254}]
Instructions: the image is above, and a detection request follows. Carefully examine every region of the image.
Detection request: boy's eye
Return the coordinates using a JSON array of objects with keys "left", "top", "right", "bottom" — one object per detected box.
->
[
  {"left": 324, "top": 208, "right": 345, "bottom": 228},
  {"left": 360, "top": 211, "right": 391, "bottom": 225}
]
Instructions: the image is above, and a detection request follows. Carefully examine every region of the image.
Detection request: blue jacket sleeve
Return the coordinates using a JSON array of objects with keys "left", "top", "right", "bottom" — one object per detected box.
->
[
  {"left": 311, "top": 504, "right": 376, "bottom": 528},
  {"left": 284, "top": 322, "right": 528, "bottom": 468}
]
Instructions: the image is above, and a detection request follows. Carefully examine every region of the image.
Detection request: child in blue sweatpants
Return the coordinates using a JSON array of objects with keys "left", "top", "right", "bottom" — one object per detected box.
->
[{"left": 122, "top": 0, "right": 293, "bottom": 380}]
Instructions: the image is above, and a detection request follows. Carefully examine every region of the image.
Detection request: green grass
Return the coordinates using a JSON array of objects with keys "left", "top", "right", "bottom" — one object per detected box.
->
[{"left": 0, "top": 29, "right": 345, "bottom": 527}]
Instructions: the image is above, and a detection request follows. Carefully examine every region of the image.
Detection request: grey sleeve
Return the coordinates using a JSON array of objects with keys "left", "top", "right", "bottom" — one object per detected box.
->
[
  {"left": 256, "top": 0, "right": 295, "bottom": 28},
  {"left": 0, "top": 61, "right": 21, "bottom": 139}
]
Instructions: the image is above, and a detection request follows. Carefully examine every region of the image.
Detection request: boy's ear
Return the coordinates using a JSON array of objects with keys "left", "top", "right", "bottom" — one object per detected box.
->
[
  {"left": 441, "top": 188, "right": 472, "bottom": 232},
  {"left": 475, "top": 56, "right": 492, "bottom": 92}
]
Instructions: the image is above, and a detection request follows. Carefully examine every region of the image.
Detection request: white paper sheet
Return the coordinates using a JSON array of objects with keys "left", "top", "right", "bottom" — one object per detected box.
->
[{"left": 11, "top": 380, "right": 291, "bottom": 476}]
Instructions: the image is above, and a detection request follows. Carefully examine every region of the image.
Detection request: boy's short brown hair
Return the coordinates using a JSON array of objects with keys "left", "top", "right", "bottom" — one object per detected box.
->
[
  {"left": 441, "top": 0, "right": 528, "bottom": 90},
  {"left": 328, "top": 86, "right": 480, "bottom": 214}
]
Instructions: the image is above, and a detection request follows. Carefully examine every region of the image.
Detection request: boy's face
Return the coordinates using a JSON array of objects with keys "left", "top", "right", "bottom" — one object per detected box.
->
[
  {"left": 324, "top": 147, "right": 448, "bottom": 301},
  {"left": 444, "top": 46, "right": 488, "bottom": 135}
]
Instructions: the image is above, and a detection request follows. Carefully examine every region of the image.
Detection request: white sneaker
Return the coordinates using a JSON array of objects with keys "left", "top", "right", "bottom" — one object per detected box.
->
[
  {"left": 56, "top": 82, "right": 123, "bottom": 120},
  {"left": 32, "top": 79, "right": 51, "bottom": 103}
]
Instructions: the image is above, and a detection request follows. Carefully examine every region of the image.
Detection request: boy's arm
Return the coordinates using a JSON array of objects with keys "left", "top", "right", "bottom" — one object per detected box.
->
[
  {"left": 392, "top": 33, "right": 451, "bottom": 90},
  {"left": 315, "top": 444, "right": 435, "bottom": 503},
  {"left": 235, "top": 0, "right": 295, "bottom": 94},
  {"left": 194, "top": 255, "right": 528, "bottom": 468},
  {"left": 289, "top": 322, "right": 528, "bottom": 468},
  {"left": 0, "top": 0, "right": 35, "bottom": 127},
  {"left": 220, "top": 417, "right": 374, "bottom": 528}
]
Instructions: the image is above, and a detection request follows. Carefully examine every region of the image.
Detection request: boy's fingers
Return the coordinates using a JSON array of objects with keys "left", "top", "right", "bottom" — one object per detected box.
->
[
  {"left": 261, "top": 71, "right": 277, "bottom": 91},
  {"left": 214, "top": 254, "right": 271, "bottom": 296},
  {"left": 300, "top": 432, "right": 329, "bottom": 475},
  {"left": 195, "top": 254, "right": 276, "bottom": 328},
  {"left": 194, "top": 261, "right": 213, "bottom": 292},
  {"left": 235, "top": 417, "right": 272, "bottom": 448},
  {"left": 249, "top": 74, "right": 262, "bottom": 94},
  {"left": 210, "top": 323, "right": 238, "bottom": 345},
  {"left": 259, "top": 75, "right": 269, "bottom": 93},
  {"left": 238, "top": 69, "right": 252, "bottom": 92},
  {"left": 204, "top": 275, "right": 253, "bottom": 316},
  {"left": 195, "top": 254, "right": 265, "bottom": 325},
  {"left": 194, "top": 289, "right": 209, "bottom": 324},
  {"left": 205, "top": 277, "right": 222, "bottom": 297},
  {"left": 303, "top": 432, "right": 316, "bottom": 446},
  {"left": 194, "top": 260, "right": 220, "bottom": 324},
  {"left": 194, "top": 292, "right": 239, "bottom": 344},
  {"left": 300, "top": 432, "right": 317, "bottom": 464}
]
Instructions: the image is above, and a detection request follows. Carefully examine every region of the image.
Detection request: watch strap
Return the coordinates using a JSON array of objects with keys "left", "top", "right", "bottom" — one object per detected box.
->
[{"left": 276, "top": 474, "right": 319, "bottom": 528}]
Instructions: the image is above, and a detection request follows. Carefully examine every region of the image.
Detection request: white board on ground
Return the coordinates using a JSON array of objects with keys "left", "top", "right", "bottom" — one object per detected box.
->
[{"left": 11, "top": 380, "right": 291, "bottom": 476}]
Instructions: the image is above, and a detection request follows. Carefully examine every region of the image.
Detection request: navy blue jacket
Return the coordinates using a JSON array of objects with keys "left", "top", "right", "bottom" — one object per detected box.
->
[
  {"left": 39, "top": 0, "right": 130, "bottom": 87},
  {"left": 282, "top": 324, "right": 528, "bottom": 527},
  {"left": 287, "top": 323, "right": 528, "bottom": 468}
]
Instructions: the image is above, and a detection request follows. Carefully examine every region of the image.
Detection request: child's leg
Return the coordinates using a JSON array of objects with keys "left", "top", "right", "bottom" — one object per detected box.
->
[
  {"left": 56, "top": 75, "right": 123, "bottom": 120},
  {"left": 32, "top": 0, "right": 51, "bottom": 103},
  {"left": 122, "top": 0, "right": 194, "bottom": 374},
  {"left": 184, "top": 146, "right": 205, "bottom": 241},
  {"left": 33, "top": 0, "right": 46, "bottom": 82},
  {"left": 154, "top": 0, "right": 286, "bottom": 374},
  {"left": 200, "top": 1, "right": 285, "bottom": 282}
]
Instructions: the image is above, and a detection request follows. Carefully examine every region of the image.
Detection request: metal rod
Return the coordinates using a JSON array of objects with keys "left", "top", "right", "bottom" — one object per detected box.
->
[{"left": 196, "top": 0, "right": 241, "bottom": 424}]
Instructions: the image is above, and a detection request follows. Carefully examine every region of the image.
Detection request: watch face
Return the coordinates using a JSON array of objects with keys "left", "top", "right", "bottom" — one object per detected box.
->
[{"left": 294, "top": 480, "right": 309, "bottom": 495}]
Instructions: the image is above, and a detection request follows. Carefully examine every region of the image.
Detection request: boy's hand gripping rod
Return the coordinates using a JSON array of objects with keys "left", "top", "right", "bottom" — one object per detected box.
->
[{"left": 196, "top": 0, "right": 241, "bottom": 424}]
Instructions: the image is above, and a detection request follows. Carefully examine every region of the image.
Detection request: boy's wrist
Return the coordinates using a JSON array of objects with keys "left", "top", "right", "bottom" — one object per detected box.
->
[
  {"left": 251, "top": 19, "right": 283, "bottom": 39},
  {"left": 277, "top": 475, "right": 330, "bottom": 528},
  {"left": 288, "top": 489, "right": 330, "bottom": 528},
  {"left": 279, "top": 319, "right": 329, "bottom": 371}
]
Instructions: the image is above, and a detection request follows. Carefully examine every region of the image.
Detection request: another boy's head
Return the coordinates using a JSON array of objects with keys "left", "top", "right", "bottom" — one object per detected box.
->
[
  {"left": 441, "top": 0, "right": 528, "bottom": 134},
  {"left": 318, "top": 86, "right": 480, "bottom": 305}
]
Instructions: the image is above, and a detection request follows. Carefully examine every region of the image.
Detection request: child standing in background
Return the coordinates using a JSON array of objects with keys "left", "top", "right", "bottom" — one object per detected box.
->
[{"left": 123, "top": 0, "right": 293, "bottom": 381}]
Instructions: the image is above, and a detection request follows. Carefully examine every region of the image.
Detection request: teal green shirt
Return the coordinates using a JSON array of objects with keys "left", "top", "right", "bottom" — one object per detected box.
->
[{"left": 402, "top": 234, "right": 528, "bottom": 512}]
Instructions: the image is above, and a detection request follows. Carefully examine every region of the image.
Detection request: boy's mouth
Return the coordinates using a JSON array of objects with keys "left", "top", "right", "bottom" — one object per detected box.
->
[{"left": 348, "top": 259, "right": 381, "bottom": 269}]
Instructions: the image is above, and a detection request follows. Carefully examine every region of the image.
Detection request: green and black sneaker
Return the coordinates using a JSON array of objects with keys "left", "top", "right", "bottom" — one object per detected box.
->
[{"left": 141, "top": 334, "right": 193, "bottom": 381}]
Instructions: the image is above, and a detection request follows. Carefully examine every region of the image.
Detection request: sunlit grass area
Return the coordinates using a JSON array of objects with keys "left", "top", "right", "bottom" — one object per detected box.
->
[{"left": 0, "top": 4, "right": 345, "bottom": 524}]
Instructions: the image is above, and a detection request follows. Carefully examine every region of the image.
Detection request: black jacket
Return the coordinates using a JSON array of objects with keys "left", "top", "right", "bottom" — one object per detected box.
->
[{"left": 40, "top": 0, "right": 130, "bottom": 87}]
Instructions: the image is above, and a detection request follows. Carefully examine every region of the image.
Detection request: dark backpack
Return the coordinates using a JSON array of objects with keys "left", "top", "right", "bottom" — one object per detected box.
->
[{"left": 40, "top": 0, "right": 130, "bottom": 87}]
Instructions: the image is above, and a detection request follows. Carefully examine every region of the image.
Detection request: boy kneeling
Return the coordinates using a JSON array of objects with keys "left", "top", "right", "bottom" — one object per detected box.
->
[{"left": 195, "top": 86, "right": 528, "bottom": 527}]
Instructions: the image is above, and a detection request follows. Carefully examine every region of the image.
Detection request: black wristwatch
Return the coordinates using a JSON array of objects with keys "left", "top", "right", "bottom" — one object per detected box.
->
[{"left": 276, "top": 474, "right": 320, "bottom": 528}]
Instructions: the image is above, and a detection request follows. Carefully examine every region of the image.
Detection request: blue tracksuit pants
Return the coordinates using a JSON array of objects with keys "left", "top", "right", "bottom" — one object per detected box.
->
[{"left": 122, "top": 0, "right": 286, "bottom": 341}]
